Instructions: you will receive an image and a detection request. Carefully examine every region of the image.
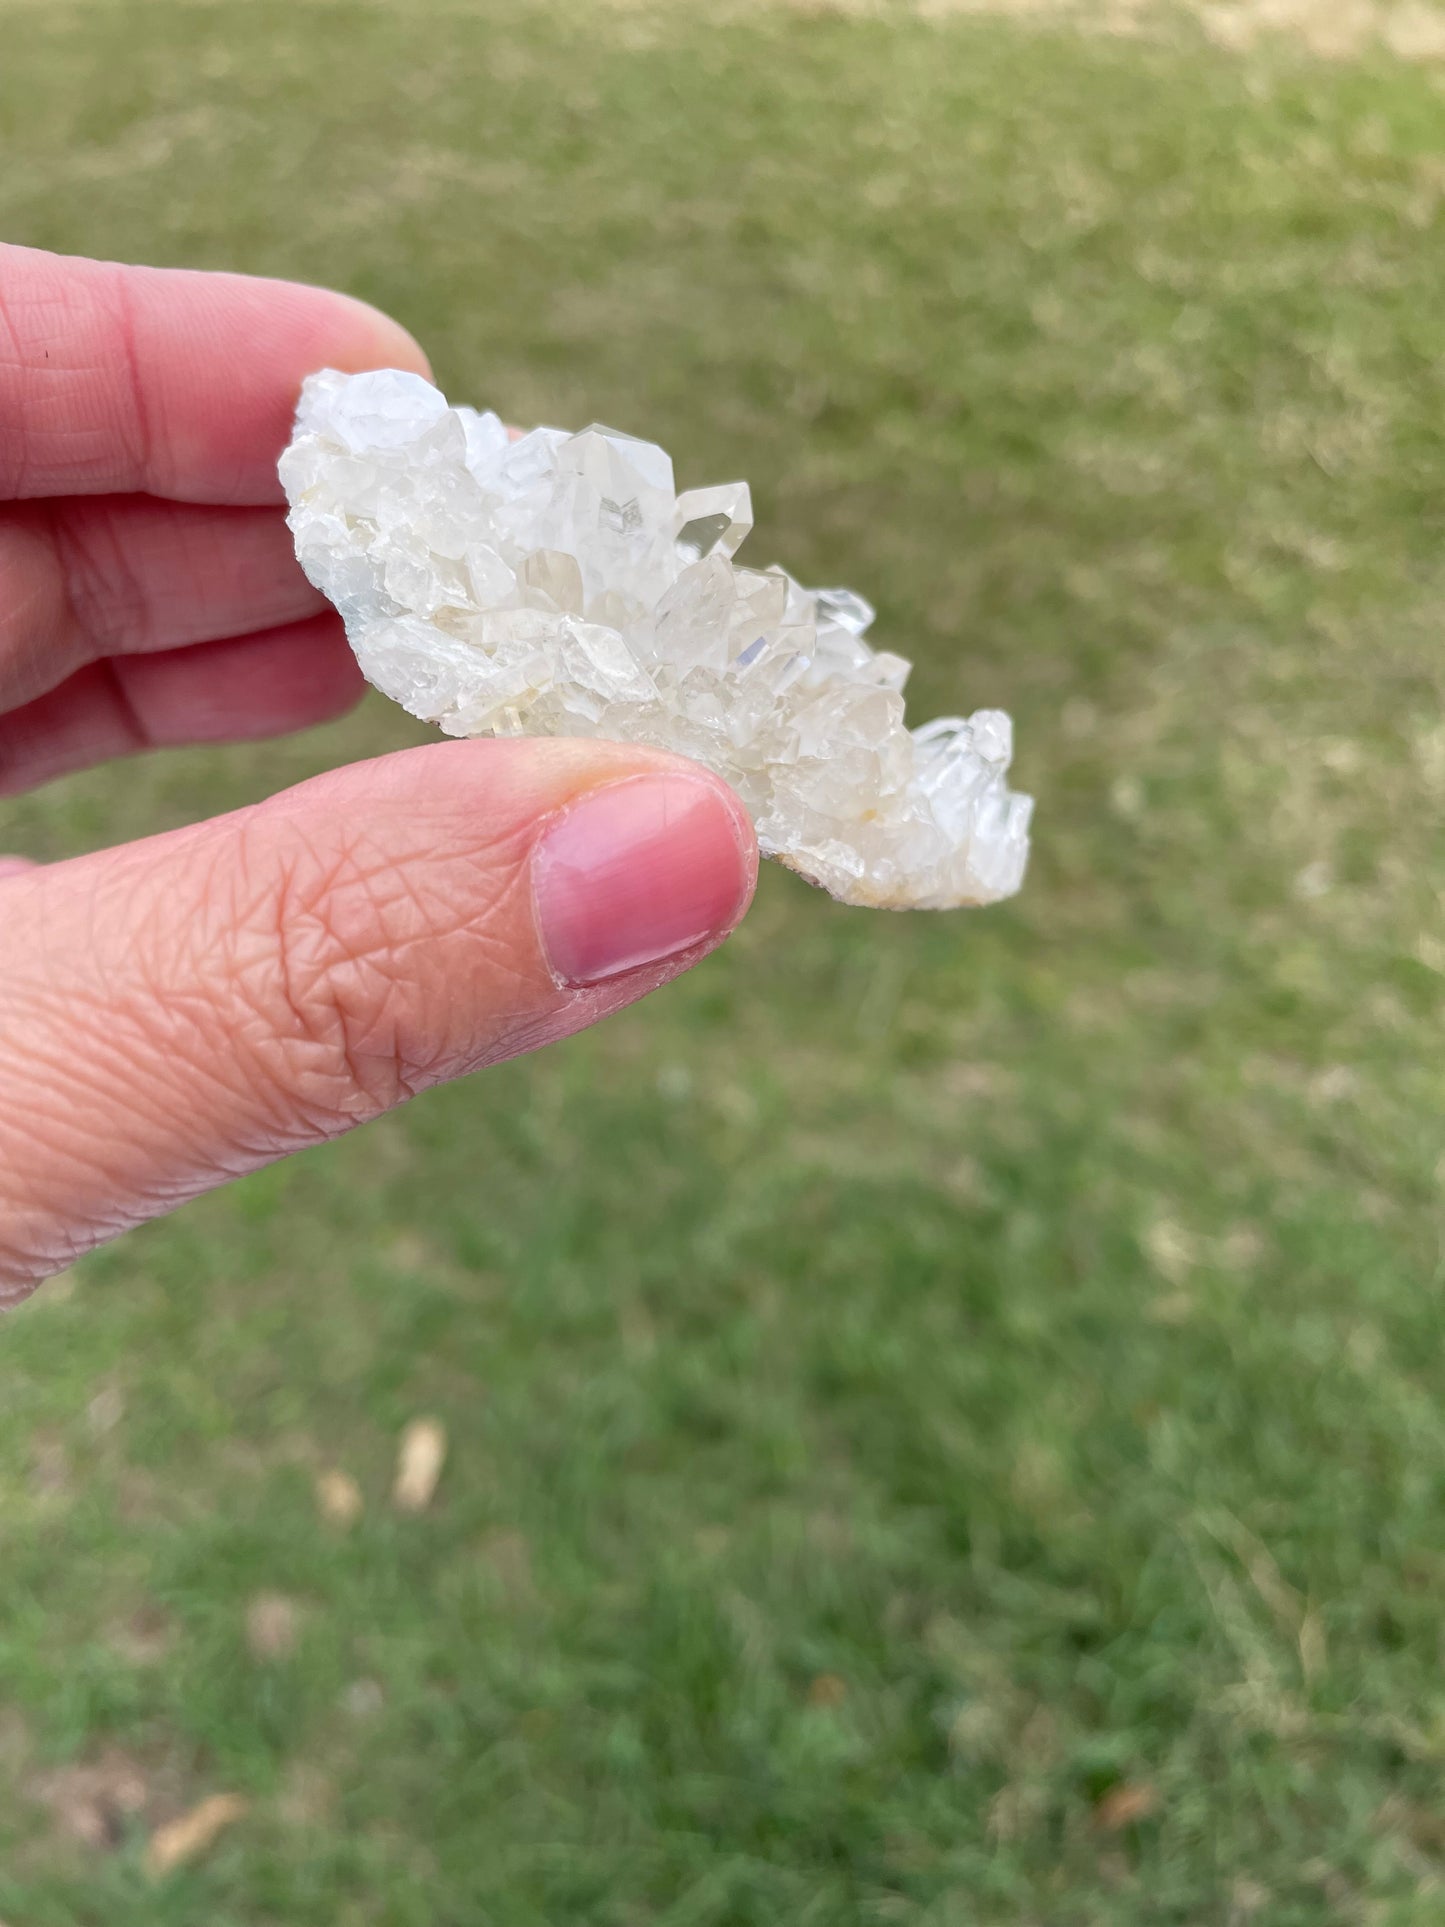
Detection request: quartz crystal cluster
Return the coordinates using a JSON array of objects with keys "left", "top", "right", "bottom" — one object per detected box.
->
[{"left": 280, "top": 369, "right": 1032, "bottom": 908}]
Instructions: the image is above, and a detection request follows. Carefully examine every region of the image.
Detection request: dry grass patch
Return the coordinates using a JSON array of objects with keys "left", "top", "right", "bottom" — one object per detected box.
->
[{"left": 597, "top": 0, "right": 1445, "bottom": 62}]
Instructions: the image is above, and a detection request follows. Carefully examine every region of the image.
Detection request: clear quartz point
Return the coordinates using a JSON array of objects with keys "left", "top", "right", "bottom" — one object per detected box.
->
[
  {"left": 815, "top": 585, "right": 876, "bottom": 635},
  {"left": 280, "top": 371, "right": 1032, "bottom": 909},
  {"left": 674, "top": 482, "right": 754, "bottom": 562}
]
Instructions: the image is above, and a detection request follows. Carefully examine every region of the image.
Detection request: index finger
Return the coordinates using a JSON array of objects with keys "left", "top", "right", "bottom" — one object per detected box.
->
[{"left": 0, "top": 244, "right": 431, "bottom": 504}]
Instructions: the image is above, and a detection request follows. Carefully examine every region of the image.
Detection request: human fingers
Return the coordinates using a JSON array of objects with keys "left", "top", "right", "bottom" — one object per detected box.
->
[
  {"left": 0, "top": 496, "right": 328, "bottom": 712},
  {"left": 0, "top": 614, "right": 364, "bottom": 794},
  {"left": 0, "top": 242, "right": 429, "bottom": 503},
  {"left": 0, "top": 738, "right": 757, "bottom": 1297}
]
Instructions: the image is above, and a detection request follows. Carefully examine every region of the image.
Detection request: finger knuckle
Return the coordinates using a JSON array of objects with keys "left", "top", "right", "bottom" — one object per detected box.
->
[
  {"left": 46, "top": 502, "right": 148, "bottom": 663},
  {"left": 212, "top": 824, "right": 427, "bottom": 1129},
  {"left": 0, "top": 253, "right": 151, "bottom": 496}
]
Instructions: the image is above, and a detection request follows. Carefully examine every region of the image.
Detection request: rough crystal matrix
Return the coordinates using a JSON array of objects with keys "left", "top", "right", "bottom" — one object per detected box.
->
[{"left": 280, "top": 370, "right": 1032, "bottom": 909}]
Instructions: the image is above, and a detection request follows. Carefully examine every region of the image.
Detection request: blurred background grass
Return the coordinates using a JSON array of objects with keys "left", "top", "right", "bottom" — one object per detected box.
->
[{"left": 3, "top": 0, "right": 1445, "bottom": 1919}]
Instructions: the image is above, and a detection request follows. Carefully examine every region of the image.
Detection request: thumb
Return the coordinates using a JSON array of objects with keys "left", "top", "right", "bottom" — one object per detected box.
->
[{"left": 0, "top": 739, "right": 756, "bottom": 1298}]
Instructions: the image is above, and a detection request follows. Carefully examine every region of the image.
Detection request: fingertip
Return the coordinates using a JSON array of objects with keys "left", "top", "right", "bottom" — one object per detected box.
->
[
  {"left": 320, "top": 292, "right": 433, "bottom": 382},
  {"left": 532, "top": 767, "right": 757, "bottom": 989},
  {"left": 715, "top": 771, "right": 761, "bottom": 907}
]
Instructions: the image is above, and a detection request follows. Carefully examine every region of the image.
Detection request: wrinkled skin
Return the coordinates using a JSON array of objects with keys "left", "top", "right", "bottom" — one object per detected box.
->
[{"left": 0, "top": 246, "right": 756, "bottom": 1300}]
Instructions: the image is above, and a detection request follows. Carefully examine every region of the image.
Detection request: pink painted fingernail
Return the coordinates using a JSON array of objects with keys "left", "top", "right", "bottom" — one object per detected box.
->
[
  {"left": 534, "top": 773, "right": 755, "bottom": 987},
  {"left": 0, "top": 858, "right": 35, "bottom": 880}
]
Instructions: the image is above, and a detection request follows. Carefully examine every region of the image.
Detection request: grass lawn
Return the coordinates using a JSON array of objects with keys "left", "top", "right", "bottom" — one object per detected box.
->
[{"left": 2, "top": 1, "right": 1445, "bottom": 1919}]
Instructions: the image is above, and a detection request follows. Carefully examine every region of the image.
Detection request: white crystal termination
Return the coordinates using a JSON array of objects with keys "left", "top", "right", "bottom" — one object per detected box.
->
[{"left": 280, "top": 370, "right": 1032, "bottom": 909}]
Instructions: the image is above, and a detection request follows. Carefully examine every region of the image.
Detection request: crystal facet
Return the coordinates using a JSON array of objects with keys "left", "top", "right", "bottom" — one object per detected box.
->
[{"left": 280, "top": 370, "right": 1032, "bottom": 909}]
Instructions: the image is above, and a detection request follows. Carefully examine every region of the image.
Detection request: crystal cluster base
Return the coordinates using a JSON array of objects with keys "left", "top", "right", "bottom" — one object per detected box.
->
[{"left": 280, "top": 370, "right": 1032, "bottom": 909}]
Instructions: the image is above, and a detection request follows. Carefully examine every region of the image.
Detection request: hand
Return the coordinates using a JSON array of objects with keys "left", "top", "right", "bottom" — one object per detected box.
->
[{"left": 0, "top": 245, "right": 756, "bottom": 1300}]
